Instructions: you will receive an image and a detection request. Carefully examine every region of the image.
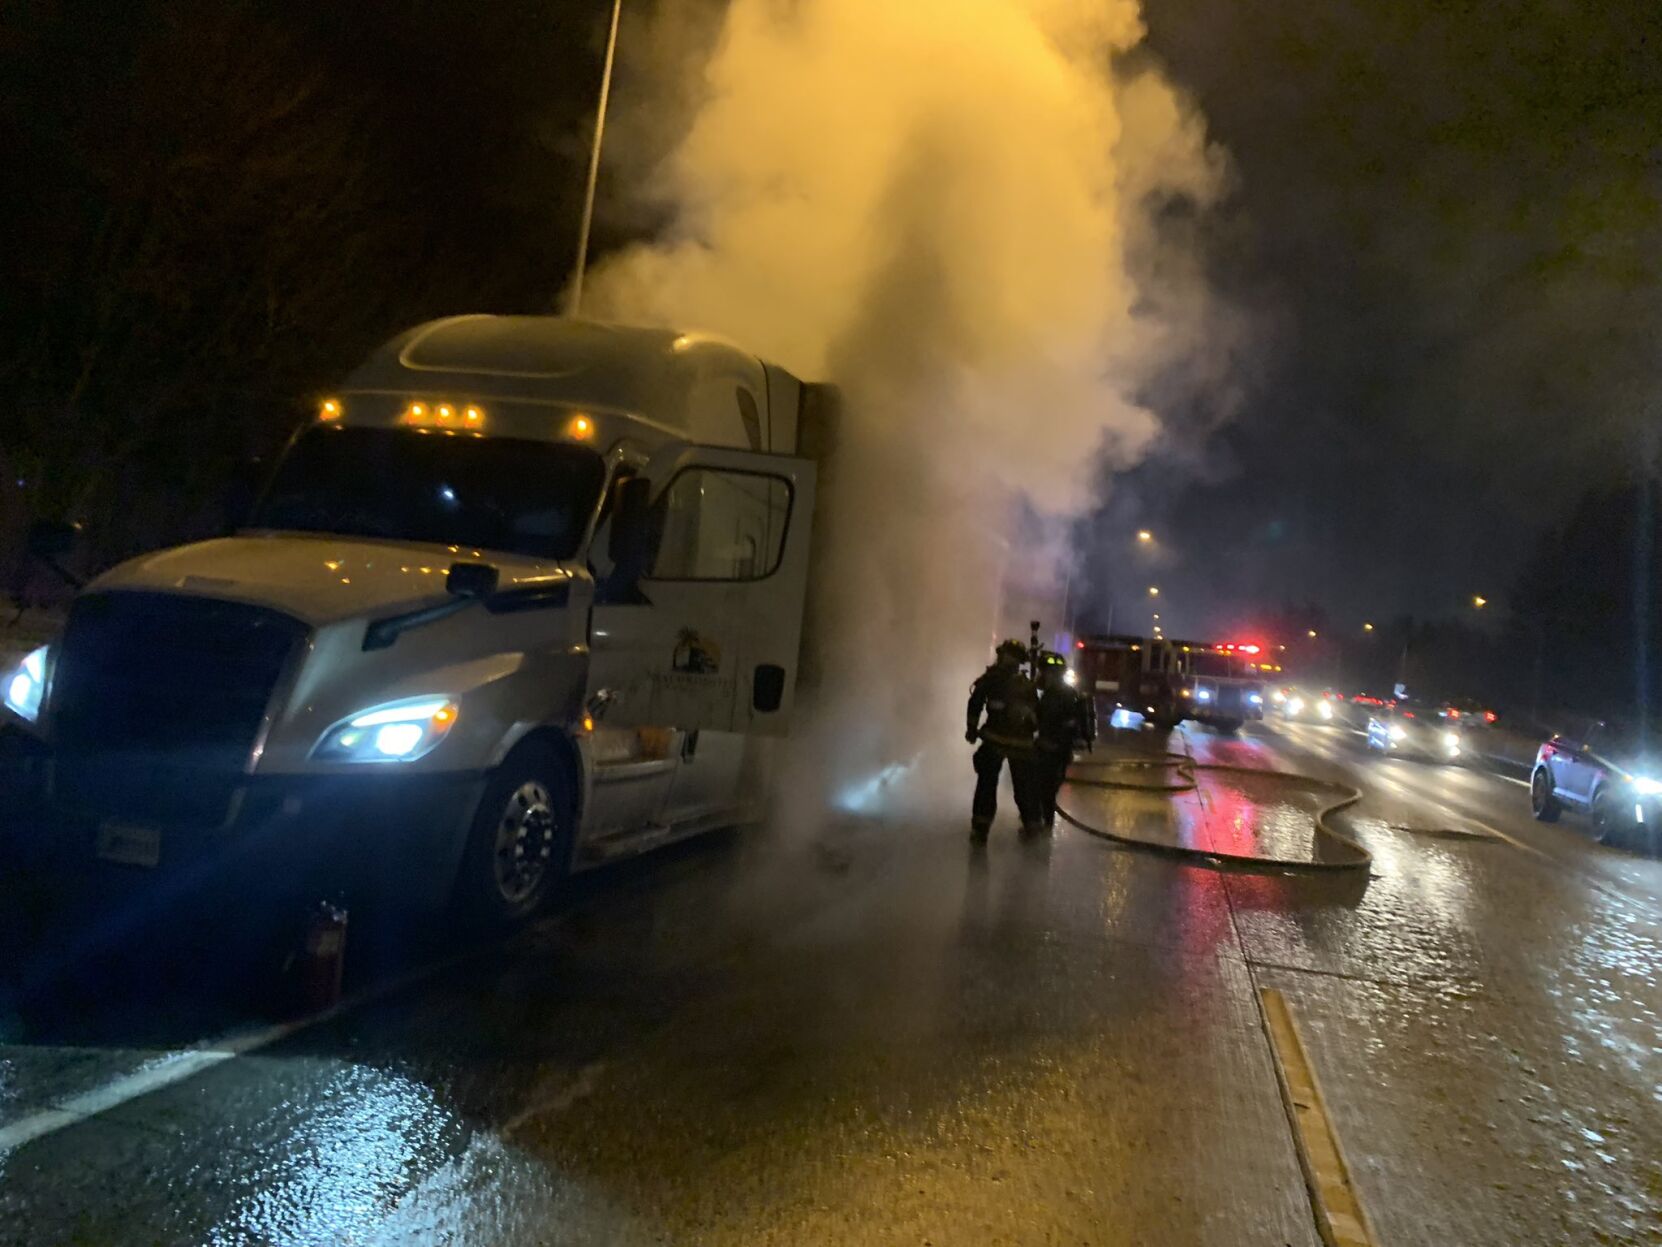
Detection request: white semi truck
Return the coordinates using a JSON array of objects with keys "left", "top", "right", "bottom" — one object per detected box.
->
[{"left": 1, "top": 316, "right": 828, "bottom": 927}]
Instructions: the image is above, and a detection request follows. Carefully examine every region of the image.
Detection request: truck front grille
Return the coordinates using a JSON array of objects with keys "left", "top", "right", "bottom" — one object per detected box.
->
[{"left": 50, "top": 591, "right": 308, "bottom": 826}]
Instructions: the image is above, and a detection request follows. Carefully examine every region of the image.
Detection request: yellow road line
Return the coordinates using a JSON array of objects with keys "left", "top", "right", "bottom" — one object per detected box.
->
[{"left": 1259, "top": 987, "right": 1379, "bottom": 1247}]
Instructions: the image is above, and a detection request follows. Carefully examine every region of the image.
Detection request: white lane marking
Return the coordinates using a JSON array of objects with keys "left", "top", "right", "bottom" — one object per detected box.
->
[
  {"left": 0, "top": 951, "right": 471, "bottom": 1155},
  {"left": 1454, "top": 815, "right": 1552, "bottom": 860},
  {"left": 502, "top": 1060, "right": 608, "bottom": 1136},
  {"left": 0, "top": 1027, "right": 294, "bottom": 1153}
]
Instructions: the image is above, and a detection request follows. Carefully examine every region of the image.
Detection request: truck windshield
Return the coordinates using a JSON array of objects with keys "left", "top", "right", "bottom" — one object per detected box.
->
[
  {"left": 253, "top": 426, "right": 605, "bottom": 560},
  {"left": 1190, "top": 654, "right": 1237, "bottom": 677}
]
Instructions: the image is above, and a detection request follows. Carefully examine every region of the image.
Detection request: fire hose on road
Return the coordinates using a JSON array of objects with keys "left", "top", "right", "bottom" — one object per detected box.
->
[{"left": 1056, "top": 749, "right": 1374, "bottom": 874}]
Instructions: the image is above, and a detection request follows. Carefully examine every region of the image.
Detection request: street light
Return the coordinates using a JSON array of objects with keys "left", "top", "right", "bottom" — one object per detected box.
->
[
  {"left": 1307, "top": 629, "right": 1318, "bottom": 638},
  {"left": 1363, "top": 622, "right": 1375, "bottom": 632},
  {"left": 1136, "top": 530, "right": 1153, "bottom": 544},
  {"left": 567, "top": 0, "right": 625, "bottom": 315},
  {"left": 1148, "top": 586, "right": 1160, "bottom": 597},
  {"left": 1472, "top": 595, "right": 1488, "bottom": 609}
]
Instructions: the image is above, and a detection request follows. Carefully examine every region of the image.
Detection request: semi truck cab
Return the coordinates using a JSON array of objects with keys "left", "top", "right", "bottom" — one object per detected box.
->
[{"left": 2, "top": 316, "right": 822, "bottom": 927}]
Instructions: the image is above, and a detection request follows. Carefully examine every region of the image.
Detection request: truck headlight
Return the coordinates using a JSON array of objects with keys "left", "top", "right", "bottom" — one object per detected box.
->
[
  {"left": 1388, "top": 724, "right": 1407, "bottom": 742},
  {"left": 1248, "top": 692, "right": 1263, "bottom": 705},
  {"left": 3, "top": 645, "right": 49, "bottom": 723},
  {"left": 312, "top": 696, "right": 459, "bottom": 763},
  {"left": 1063, "top": 668, "right": 1078, "bottom": 687},
  {"left": 1287, "top": 696, "right": 1305, "bottom": 715},
  {"left": 1631, "top": 776, "right": 1662, "bottom": 796},
  {"left": 1196, "top": 688, "right": 1212, "bottom": 703},
  {"left": 1317, "top": 701, "right": 1334, "bottom": 720}
]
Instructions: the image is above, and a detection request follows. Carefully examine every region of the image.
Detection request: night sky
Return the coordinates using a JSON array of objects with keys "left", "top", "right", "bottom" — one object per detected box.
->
[
  {"left": 4, "top": 0, "right": 1657, "bottom": 648},
  {"left": 1091, "top": 0, "right": 1662, "bottom": 639}
]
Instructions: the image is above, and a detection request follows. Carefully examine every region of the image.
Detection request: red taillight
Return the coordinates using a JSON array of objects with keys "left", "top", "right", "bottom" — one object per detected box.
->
[
  {"left": 1484, "top": 710, "right": 1497, "bottom": 723},
  {"left": 1075, "top": 640, "right": 1085, "bottom": 650},
  {"left": 1404, "top": 711, "right": 1416, "bottom": 718},
  {"left": 1447, "top": 708, "right": 1461, "bottom": 719}
]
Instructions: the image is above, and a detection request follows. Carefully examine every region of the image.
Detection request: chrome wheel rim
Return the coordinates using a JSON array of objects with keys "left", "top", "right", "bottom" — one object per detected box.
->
[{"left": 493, "top": 780, "right": 557, "bottom": 906}]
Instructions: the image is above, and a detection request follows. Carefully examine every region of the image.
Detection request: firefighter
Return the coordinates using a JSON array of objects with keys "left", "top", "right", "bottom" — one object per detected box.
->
[
  {"left": 965, "top": 639, "right": 1043, "bottom": 841},
  {"left": 1034, "top": 650, "right": 1095, "bottom": 829}
]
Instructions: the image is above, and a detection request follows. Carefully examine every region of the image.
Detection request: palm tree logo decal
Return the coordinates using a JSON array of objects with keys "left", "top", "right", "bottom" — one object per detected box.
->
[{"left": 672, "top": 626, "right": 721, "bottom": 674}]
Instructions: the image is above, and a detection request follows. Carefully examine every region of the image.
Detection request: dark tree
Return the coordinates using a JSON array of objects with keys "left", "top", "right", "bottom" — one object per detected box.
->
[{"left": 0, "top": 0, "right": 605, "bottom": 573}]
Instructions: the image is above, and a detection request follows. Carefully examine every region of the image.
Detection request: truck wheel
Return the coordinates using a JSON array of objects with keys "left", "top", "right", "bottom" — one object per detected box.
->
[
  {"left": 455, "top": 741, "right": 574, "bottom": 929},
  {"left": 1214, "top": 719, "right": 1242, "bottom": 734},
  {"left": 1530, "top": 769, "right": 1560, "bottom": 822}
]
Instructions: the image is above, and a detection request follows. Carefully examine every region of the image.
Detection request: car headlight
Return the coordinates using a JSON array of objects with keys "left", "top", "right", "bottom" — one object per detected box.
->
[
  {"left": 1631, "top": 776, "right": 1662, "bottom": 796},
  {"left": 1248, "top": 692, "right": 1263, "bottom": 705},
  {"left": 1388, "top": 723, "right": 1407, "bottom": 742},
  {"left": 1196, "top": 688, "right": 1212, "bottom": 702},
  {"left": 1286, "top": 696, "right": 1305, "bottom": 715},
  {"left": 3, "top": 645, "right": 49, "bottom": 724},
  {"left": 1062, "top": 668, "right": 1078, "bottom": 687},
  {"left": 1442, "top": 730, "right": 1460, "bottom": 748},
  {"left": 312, "top": 696, "right": 459, "bottom": 763},
  {"left": 1271, "top": 690, "right": 1286, "bottom": 704},
  {"left": 1317, "top": 701, "right": 1334, "bottom": 720}
]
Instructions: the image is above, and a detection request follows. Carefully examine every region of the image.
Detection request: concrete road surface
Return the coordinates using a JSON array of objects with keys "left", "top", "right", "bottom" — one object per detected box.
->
[{"left": 1, "top": 720, "right": 1658, "bottom": 1246}]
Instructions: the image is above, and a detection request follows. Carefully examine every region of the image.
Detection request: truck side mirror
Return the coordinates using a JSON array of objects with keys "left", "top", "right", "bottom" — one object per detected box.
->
[
  {"left": 446, "top": 561, "right": 500, "bottom": 599},
  {"left": 607, "top": 477, "right": 657, "bottom": 583}
]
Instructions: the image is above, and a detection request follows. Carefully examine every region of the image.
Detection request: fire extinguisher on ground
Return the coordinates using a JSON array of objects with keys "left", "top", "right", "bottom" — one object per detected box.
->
[{"left": 295, "top": 899, "right": 349, "bottom": 1014}]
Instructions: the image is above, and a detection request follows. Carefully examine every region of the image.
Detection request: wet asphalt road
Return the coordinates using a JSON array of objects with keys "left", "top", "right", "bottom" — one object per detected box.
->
[{"left": 1, "top": 720, "right": 1660, "bottom": 1246}]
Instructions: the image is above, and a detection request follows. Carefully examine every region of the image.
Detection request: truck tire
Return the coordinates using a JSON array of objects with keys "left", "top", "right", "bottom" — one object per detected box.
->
[
  {"left": 1213, "top": 719, "right": 1242, "bottom": 734},
  {"left": 454, "top": 740, "right": 575, "bottom": 929},
  {"left": 1530, "top": 768, "right": 1560, "bottom": 822}
]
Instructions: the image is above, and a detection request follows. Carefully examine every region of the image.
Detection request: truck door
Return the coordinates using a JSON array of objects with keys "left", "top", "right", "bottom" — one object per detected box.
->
[{"left": 589, "top": 446, "right": 815, "bottom": 736}]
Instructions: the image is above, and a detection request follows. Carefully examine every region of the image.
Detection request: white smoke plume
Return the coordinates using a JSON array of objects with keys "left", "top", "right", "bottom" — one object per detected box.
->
[{"left": 588, "top": 0, "right": 1228, "bottom": 815}]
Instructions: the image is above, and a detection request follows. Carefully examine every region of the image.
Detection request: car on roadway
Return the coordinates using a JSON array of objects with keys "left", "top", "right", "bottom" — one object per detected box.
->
[
  {"left": 1344, "top": 690, "right": 1392, "bottom": 727},
  {"left": 1530, "top": 719, "right": 1660, "bottom": 848},
  {"left": 1275, "top": 686, "right": 1345, "bottom": 725},
  {"left": 1365, "top": 699, "right": 1464, "bottom": 762},
  {"left": 1437, "top": 697, "right": 1498, "bottom": 729}
]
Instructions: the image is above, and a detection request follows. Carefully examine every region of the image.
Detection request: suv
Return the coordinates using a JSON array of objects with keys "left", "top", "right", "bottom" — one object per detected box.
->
[{"left": 1530, "top": 719, "right": 1660, "bottom": 847}]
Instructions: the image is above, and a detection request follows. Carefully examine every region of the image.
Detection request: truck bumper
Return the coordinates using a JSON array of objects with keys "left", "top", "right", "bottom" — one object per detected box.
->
[{"left": 2, "top": 731, "right": 485, "bottom": 917}]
